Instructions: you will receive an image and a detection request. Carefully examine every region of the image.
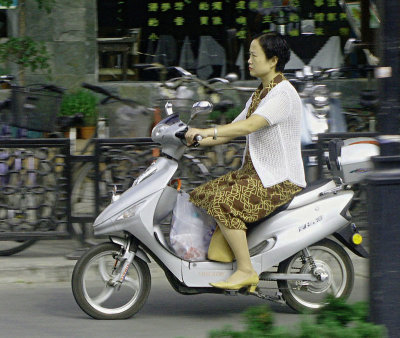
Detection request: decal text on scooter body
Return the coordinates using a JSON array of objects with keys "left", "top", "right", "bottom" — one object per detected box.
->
[
  {"left": 298, "top": 215, "right": 323, "bottom": 232},
  {"left": 198, "top": 271, "right": 226, "bottom": 277}
]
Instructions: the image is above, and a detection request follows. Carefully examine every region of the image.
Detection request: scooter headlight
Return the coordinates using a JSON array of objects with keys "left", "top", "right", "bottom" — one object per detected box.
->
[
  {"left": 151, "top": 124, "right": 169, "bottom": 142},
  {"left": 313, "top": 106, "right": 329, "bottom": 118},
  {"left": 311, "top": 85, "right": 329, "bottom": 108},
  {"left": 117, "top": 201, "right": 144, "bottom": 220}
]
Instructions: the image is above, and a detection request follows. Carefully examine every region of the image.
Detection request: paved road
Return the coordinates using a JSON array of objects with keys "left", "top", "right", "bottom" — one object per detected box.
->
[
  {"left": 0, "top": 274, "right": 368, "bottom": 338},
  {"left": 0, "top": 238, "right": 369, "bottom": 337}
]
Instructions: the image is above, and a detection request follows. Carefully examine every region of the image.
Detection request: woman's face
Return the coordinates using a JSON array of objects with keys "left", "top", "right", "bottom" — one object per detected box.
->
[{"left": 248, "top": 39, "right": 277, "bottom": 80}]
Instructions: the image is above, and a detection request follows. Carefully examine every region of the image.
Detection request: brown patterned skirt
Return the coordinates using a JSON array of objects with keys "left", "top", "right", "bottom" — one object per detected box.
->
[{"left": 189, "top": 160, "right": 302, "bottom": 230}]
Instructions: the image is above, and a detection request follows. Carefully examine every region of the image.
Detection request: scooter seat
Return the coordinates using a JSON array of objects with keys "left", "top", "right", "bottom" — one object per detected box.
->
[
  {"left": 286, "top": 179, "right": 336, "bottom": 210},
  {"left": 247, "top": 179, "right": 335, "bottom": 228}
]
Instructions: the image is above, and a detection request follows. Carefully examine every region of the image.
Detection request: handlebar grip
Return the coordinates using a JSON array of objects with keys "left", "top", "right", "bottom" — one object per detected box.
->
[
  {"left": 193, "top": 134, "right": 203, "bottom": 148},
  {"left": 42, "top": 84, "right": 65, "bottom": 94},
  {"left": 207, "top": 77, "right": 229, "bottom": 84},
  {"left": 82, "top": 82, "right": 114, "bottom": 97},
  {"left": 0, "top": 75, "right": 14, "bottom": 81},
  {"left": 132, "top": 63, "right": 160, "bottom": 70},
  {"left": 175, "top": 129, "right": 202, "bottom": 147}
]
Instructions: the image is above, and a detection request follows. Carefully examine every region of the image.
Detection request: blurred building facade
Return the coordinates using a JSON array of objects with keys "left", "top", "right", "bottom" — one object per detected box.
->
[{"left": 0, "top": 0, "right": 365, "bottom": 88}]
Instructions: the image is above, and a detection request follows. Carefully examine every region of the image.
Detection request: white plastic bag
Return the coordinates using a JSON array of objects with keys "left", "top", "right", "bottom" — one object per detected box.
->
[{"left": 170, "top": 192, "right": 216, "bottom": 261}]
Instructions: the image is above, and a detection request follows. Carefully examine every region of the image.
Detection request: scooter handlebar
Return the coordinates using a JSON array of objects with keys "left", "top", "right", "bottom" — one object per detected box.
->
[
  {"left": 175, "top": 129, "right": 202, "bottom": 147},
  {"left": 82, "top": 82, "right": 114, "bottom": 98},
  {"left": 186, "top": 134, "right": 202, "bottom": 148},
  {"left": 0, "top": 75, "right": 14, "bottom": 84},
  {"left": 175, "top": 130, "right": 187, "bottom": 140}
]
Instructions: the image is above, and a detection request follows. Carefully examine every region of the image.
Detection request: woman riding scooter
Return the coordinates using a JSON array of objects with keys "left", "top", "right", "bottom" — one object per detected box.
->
[{"left": 185, "top": 32, "right": 306, "bottom": 291}]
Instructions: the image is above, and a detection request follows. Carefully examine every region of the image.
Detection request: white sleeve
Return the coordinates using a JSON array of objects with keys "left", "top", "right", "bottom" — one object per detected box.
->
[{"left": 253, "top": 91, "right": 291, "bottom": 125}]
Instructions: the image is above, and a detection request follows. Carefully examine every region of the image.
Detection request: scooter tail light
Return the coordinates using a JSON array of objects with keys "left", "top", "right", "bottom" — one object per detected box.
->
[{"left": 352, "top": 233, "right": 363, "bottom": 245}]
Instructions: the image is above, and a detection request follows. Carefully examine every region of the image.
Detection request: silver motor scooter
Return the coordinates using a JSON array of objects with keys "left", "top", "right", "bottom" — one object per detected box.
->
[{"left": 71, "top": 101, "right": 369, "bottom": 319}]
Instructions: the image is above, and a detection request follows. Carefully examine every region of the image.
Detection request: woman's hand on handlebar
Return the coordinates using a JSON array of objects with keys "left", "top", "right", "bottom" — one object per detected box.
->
[{"left": 185, "top": 127, "right": 211, "bottom": 146}]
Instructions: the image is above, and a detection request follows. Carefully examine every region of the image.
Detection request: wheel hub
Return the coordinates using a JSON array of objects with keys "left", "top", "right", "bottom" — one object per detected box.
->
[{"left": 300, "top": 260, "right": 332, "bottom": 293}]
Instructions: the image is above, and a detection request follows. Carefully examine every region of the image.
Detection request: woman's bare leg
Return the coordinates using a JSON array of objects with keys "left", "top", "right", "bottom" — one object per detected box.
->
[{"left": 218, "top": 222, "right": 257, "bottom": 284}]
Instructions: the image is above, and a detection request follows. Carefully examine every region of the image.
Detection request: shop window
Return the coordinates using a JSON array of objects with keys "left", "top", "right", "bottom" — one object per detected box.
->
[
  {"left": 0, "top": 10, "right": 7, "bottom": 38},
  {"left": 97, "top": 1, "right": 145, "bottom": 81}
]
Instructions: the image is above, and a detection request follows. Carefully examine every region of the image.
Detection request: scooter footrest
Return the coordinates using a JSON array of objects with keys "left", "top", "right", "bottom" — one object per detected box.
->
[{"left": 223, "top": 290, "right": 239, "bottom": 296}]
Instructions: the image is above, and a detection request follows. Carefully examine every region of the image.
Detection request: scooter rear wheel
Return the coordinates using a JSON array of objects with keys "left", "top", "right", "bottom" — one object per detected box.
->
[
  {"left": 277, "top": 239, "right": 354, "bottom": 313},
  {"left": 72, "top": 242, "right": 151, "bottom": 319}
]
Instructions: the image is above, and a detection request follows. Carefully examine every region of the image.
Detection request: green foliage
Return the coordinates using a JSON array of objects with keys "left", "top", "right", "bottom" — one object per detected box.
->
[
  {"left": 209, "top": 297, "right": 387, "bottom": 338},
  {"left": 0, "top": 37, "right": 51, "bottom": 73},
  {"left": 0, "top": 0, "right": 55, "bottom": 13},
  {"left": 243, "top": 305, "right": 275, "bottom": 332},
  {"left": 0, "top": 0, "right": 13, "bottom": 7},
  {"left": 34, "top": 0, "right": 56, "bottom": 13},
  {"left": 316, "top": 294, "right": 368, "bottom": 325},
  {"left": 209, "top": 107, "right": 242, "bottom": 124},
  {"left": 0, "top": 1, "right": 54, "bottom": 75},
  {"left": 60, "top": 89, "right": 98, "bottom": 126},
  {"left": 0, "top": 65, "right": 10, "bottom": 75}
]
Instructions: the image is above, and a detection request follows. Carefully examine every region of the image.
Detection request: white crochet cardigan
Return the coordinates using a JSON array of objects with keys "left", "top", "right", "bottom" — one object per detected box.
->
[{"left": 233, "top": 80, "right": 306, "bottom": 188}]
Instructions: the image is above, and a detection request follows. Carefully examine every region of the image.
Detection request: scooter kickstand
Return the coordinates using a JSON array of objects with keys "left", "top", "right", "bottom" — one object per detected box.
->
[{"left": 249, "top": 289, "right": 285, "bottom": 305}]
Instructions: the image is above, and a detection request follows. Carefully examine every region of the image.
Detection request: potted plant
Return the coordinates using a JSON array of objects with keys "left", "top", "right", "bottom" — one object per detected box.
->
[{"left": 60, "top": 89, "right": 98, "bottom": 139}]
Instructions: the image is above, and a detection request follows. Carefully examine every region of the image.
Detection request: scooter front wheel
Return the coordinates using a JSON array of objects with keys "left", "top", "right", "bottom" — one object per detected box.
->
[
  {"left": 72, "top": 242, "right": 151, "bottom": 319},
  {"left": 277, "top": 239, "right": 354, "bottom": 313}
]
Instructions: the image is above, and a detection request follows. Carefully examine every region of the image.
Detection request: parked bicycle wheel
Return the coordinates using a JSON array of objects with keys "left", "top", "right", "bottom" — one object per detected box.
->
[{"left": 0, "top": 240, "right": 37, "bottom": 256}]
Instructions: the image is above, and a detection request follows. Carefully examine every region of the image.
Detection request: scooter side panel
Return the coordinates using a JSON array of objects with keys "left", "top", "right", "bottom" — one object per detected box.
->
[
  {"left": 182, "top": 261, "right": 234, "bottom": 287},
  {"left": 248, "top": 191, "right": 354, "bottom": 271},
  {"left": 94, "top": 189, "right": 163, "bottom": 236},
  {"left": 181, "top": 256, "right": 263, "bottom": 287}
]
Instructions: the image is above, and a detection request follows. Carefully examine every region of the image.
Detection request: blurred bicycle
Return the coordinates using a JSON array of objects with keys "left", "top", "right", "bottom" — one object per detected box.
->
[{"left": 0, "top": 76, "right": 69, "bottom": 255}]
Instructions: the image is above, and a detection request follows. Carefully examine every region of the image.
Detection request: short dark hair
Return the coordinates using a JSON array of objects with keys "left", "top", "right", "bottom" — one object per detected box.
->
[{"left": 254, "top": 32, "right": 290, "bottom": 72}]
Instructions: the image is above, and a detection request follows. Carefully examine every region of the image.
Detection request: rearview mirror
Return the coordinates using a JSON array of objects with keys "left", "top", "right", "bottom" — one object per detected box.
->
[
  {"left": 165, "top": 101, "right": 173, "bottom": 116},
  {"left": 225, "top": 73, "right": 239, "bottom": 82},
  {"left": 191, "top": 101, "right": 213, "bottom": 118},
  {"left": 187, "top": 101, "right": 213, "bottom": 125}
]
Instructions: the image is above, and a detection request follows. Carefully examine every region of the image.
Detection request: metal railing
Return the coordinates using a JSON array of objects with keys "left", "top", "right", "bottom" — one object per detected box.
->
[
  {"left": 0, "top": 132, "right": 376, "bottom": 243},
  {"left": 0, "top": 138, "right": 70, "bottom": 240}
]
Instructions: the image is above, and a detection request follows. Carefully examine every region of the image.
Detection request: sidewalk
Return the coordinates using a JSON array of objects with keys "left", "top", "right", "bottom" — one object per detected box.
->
[
  {"left": 0, "top": 239, "right": 164, "bottom": 284},
  {"left": 0, "top": 237, "right": 369, "bottom": 285}
]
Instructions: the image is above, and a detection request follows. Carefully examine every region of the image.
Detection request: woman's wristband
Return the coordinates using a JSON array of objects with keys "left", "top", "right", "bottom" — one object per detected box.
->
[{"left": 213, "top": 126, "right": 218, "bottom": 140}]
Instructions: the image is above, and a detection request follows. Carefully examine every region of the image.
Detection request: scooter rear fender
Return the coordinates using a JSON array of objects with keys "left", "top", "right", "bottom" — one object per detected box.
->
[{"left": 334, "top": 224, "right": 369, "bottom": 258}]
